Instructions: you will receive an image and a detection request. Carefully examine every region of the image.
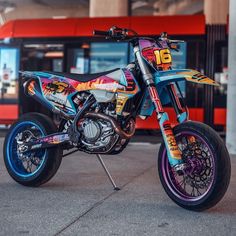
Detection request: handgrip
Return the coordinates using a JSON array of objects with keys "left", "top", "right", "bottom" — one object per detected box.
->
[{"left": 93, "top": 30, "right": 110, "bottom": 36}]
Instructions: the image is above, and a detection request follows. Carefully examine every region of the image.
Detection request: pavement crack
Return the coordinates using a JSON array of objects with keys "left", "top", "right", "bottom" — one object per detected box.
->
[
  {"left": 118, "top": 164, "right": 155, "bottom": 189},
  {"left": 54, "top": 190, "right": 117, "bottom": 236},
  {"left": 54, "top": 164, "right": 155, "bottom": 235}
]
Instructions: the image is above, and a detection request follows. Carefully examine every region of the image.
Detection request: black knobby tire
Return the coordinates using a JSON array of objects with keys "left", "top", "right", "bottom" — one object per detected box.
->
[
  {"left": 158, "top": 121, "right": 231, "bottom": 211},
  {"left": 4, "top": 112, "right": 62, "bottom": 187}
]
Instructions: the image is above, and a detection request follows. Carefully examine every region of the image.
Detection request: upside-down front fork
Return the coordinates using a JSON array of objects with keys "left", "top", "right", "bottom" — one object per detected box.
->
[
  {"left": 148, "top": 84, "right": 186, "bottom": 171},
  {"left": 134, "top": 45, "right": 185, "bottom": 170}
]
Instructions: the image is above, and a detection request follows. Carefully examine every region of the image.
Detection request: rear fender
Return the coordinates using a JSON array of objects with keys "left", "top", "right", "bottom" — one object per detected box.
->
[{"left": 20, "top": 71, "right": 76, "bottom": 118}]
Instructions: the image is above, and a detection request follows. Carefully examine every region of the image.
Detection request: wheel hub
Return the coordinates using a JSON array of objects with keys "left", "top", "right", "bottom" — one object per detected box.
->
[
  {"left": 14, "top": 128, "right": 45, "bottom": 172},
  {"left": 177, "top": 141, "right": 213, "bottom": 191}
]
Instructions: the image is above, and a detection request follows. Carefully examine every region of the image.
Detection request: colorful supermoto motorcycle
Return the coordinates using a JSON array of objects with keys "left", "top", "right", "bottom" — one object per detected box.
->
[{"left": 4, "top": 26, "right": 231, "bottom": 211}]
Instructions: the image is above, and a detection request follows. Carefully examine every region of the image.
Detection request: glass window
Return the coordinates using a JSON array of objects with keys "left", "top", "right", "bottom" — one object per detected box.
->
[
  {"left": 53, "top": 59, "right": 63, "bottom": 72},
  {"left": 90, "top": 42, "right": 128, "bottom": 73},
  {"left": 22, "top": 44, "right": 64, "bottom": 72},
  {"left": 171, "top": 42, "right": 187, "bottom": 69},
  {"left": 214, "top": 41, "right": 228, "bottom": 108},
  {"left": 172, "top": 42, "right": 187, "bottom": 97},
  {"left": 0, "top": 47, "right": 19, "bottom": 101},
  {"left": 67, "top": 48, "right": 89, "bottom": 74},
  {"left": 185, "top": 40, "right": 206, "bottom": 107}
]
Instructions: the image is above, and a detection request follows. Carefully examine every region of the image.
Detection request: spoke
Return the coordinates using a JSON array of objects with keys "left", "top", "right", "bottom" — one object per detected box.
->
[
  {"left": 179, "top": 179, "right": 184, "bottom": 186},
  {"left": 170, "top": 168, "right": 177, "bottom": 177},
  {"left": 26, "top": 160, "right": 33, "bottom": 173},
  {"left": 183, "top": 176, "right": 187, "bottom": 191},
  {"left": 196, "top": 187, "right": 202, "bottom": 196},
  {"left": 26, "top": 161, "right": 30, "bottom": 172},
  {"left": 33, "top": 156, "right": 41, "bottom": 167},
  {"left": 190, "top": 186, "right": 195, "bottom": 197},
  {"left": 185, "top": 137, "right": 189, "bottom": 145},
  {"left": 178, "top": 176, "right": 188, "bottom": 194}
]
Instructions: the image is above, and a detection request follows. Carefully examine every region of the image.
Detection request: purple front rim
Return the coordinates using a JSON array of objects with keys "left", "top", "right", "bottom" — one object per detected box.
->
[{"left": 161, "top": 131, "right": 216, "bottom": 202}]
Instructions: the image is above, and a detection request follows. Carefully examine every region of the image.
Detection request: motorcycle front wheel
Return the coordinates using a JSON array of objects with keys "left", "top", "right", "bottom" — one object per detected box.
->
[{"left": 158, "top": 121, "right": 231, "bottom": 211}]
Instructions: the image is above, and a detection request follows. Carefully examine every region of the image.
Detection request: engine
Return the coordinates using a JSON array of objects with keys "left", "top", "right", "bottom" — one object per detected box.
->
[
  {"left": 62, "top": 92, "right": 135, "bottom": 154},
  {"left": 79, "top": 118, "right": 119, "bottom": 153}
]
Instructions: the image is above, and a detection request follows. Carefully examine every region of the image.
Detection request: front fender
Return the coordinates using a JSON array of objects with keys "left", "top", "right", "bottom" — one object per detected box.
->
[
  {"left": 154, "top": 69, "right": 219, "bottom": 86},
  {"left": 139, "top": 69, "right": 218, "bottom": 117}
]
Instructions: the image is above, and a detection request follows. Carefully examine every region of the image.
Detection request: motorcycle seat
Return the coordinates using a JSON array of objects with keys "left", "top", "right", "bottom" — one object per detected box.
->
[{"left": 44, "top": 68, "right": 120, "bottom": 82}]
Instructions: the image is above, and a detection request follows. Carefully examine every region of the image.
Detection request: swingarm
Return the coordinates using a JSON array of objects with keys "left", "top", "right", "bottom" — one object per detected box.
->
[
  {"left": 17, "top": 131, "right": 121, "bottom": 190},
  {"left": 17, "top": 132, "right": 70, "bottom": 153}
]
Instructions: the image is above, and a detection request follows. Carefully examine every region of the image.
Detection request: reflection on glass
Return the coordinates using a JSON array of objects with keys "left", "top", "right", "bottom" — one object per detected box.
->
[
  {"left": 0, "top": 48, "right": 19, "bottom": 100},
  {"left": 171, "top": 42, "right": 187, "bottom": 97},
  {"left": 53, "top": 59, "right": 63, "bottom": 72},
  {"left": 67, "top": 48, "right": 89, "bottom": 74},
  {"left": 171, "top": 42, "right": 187, "bottom": 69},
  {"left": 90, "top": 42, "right": 128, "bottom": 73}
]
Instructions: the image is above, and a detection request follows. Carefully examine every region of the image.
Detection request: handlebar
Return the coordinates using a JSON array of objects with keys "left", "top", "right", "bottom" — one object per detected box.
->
[
  {"left": 158, "top": 32, "right": 184, "bottom": 51},
  {"left": 93, "top": 26, "right": 184, "bottom": 50},
  {"left": 93, "top": 26, "right": 138, "bottom": 40},
  {"left": 93, "top": 30, "right": 110, "bottom": 37}
]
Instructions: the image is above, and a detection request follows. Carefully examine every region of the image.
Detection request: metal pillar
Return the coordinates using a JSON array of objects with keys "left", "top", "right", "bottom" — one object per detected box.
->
[
  {"left": 204, "top": 25, "right": 226, "bottom": 126},
  {"left": 89, "top": 0, "right": 128, "bottom": 17},
  {"left": 226, "top": 0, "right": 236, "bottom": 154},
  {"left": 203, "top": 0, "right": 229, "bottom": 127}
]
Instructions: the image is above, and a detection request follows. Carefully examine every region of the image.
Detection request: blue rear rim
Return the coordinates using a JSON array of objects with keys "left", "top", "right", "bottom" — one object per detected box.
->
[{"left": 6, "top": 121, "right": 47, "bottom": 178}]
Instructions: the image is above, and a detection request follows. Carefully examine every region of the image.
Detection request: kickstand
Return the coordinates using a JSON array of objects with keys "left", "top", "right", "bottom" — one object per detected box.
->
[{"left": 96, "top": 154, "right": 120, "bottom": 191}]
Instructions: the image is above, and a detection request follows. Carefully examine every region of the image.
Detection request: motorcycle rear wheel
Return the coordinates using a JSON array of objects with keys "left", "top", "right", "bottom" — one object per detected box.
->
[
  {"left": 4, "top": 113, "right": 62, "bottom": 187},
  {"left": 158, "top": 121, "right": 231, "bottom": 211}
]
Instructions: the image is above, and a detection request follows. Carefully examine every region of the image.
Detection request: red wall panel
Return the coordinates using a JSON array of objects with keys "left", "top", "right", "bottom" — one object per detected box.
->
[
  {"left": 0, "top": 105, "right": 18, "bottom": 124},
  {"left": 214, "top": 108, "right": 226, "bottom": 125},
  {"left": 75, "top": 17, "right": 130, "bottom": 36},
  {"left": 0, "top": 105, "right": 226, "bottom": 127},
  {"left": 13, "top": 18, "right": 78, "bottom": 38},
  {"left": 136, "top": 108, "right": 205, "bottom": 129},
  {"left": 0, "top": 15, "right": 205, "bottom": 39},
  {"left": 130, "top": 15, "right": 205, "bottom": 35}
]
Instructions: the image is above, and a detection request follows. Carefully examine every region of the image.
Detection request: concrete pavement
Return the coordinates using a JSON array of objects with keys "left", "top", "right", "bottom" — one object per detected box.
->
[{"left": 0, "top": 138, "right": 235, "bottom": 236}]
